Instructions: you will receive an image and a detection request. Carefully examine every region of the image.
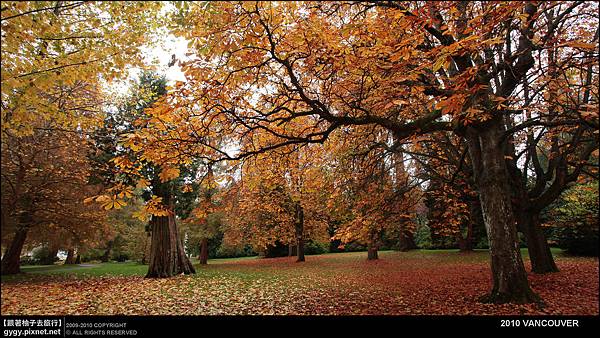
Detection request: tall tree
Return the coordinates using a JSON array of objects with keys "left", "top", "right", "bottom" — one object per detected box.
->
[
  {"left": 126, "top": 2, "right": 598, "bottom": 303},
  {"left": 1, "top": 1, "right": 164, "bottom": 136},
  {"left": 1, "top": 125, "right": 107, "bottom": 274}
]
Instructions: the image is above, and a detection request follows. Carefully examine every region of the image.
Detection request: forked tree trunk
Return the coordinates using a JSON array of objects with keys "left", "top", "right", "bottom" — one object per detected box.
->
[
  {"left": 505, "top": 120, "right": 558, "bottom": 274},
  {"left": 521, "top": 213, "right": 558, "bottom": 273},
  {"left": 146, "top": 214, "right": 195, "bottom": 278},
  {"left": 1, "top": 226, "right": 29, "bottom": 275},
  {"left": 295, "top": 204, "right": 305, "bottom": 262},
  {"left": 198, "top": 238, "right": 208, "bottom": 265},
  {"left": 65, "top": 248, "right": 76, "bottom": 264},
  {"left": 466, "top": 122, "right": 540, "bottom": 304}
]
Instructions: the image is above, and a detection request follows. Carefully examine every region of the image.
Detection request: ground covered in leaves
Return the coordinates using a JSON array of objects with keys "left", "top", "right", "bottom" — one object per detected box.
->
[{"left": 1, "top": 250, "right": 597, "bottom": 315}]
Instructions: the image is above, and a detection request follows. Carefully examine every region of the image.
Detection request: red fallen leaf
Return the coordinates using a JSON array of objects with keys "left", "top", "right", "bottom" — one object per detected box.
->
[{"left": 0, "top": 252, "right": 597, "bottom": 315}]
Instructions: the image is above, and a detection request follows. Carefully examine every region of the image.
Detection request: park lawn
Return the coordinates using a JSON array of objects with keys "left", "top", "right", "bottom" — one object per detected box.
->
[{"left": 1, "top": 249, "right": 597, "bottom": 315}]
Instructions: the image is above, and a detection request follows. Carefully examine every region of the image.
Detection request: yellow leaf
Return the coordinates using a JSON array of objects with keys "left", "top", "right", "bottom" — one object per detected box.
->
[{"left": 159, "top": 167, "right": 180, "bottom": 182}]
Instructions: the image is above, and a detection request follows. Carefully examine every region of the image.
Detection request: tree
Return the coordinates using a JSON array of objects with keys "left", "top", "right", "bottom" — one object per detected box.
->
[
  {"left": 124, "top": 2, "right": 598, "bottom": 303},
  {"left": 226, "top": 144, "right": 330, "bottom": 262},
  {"left": 1, "top": 1, "right": 164, "bottom": 136},
  {"left": 88, "top": 72, "right": 196, "bottom": 277},
  {"left": 547, "top": 182, "right": 599, "bottom": 256},
  {"left": 181, "top": 165, "right": 224, "bottom": 265},
  {"left": 1, "top": 125, "right": 108, "bottom": 274},
  {"left": 329, "top": 130, "right": 421, "bottom": 259},
  {"left": 414, "top": 133, "right": 484, "bottom": 251}
]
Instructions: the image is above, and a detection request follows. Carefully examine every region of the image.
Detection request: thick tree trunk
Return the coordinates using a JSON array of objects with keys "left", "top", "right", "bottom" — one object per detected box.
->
[
  {"left": 199, "top": 238, "right": 208, "bottom": 265},
  {"left": 1, "top": 226, "right": 29, "bottom": 275},
  {"left": 367, "top": 245, "right": 379, "bottom": 260},
  {"left": 146, "top": 214, "right": 195, "bottom": 278},
  {"left": 398, "top": 226, "right": 417, "bottom": 252},
  {"left": 65, "top": 248, "right": 76, "bottom": 264},
  {"left": 466, "top": 122, "right": 540, "bottom": 304},
  {"left": 521, "top": 213, "right": 559, "bottom": 273},
  {"left": 393, "top": 143, "right": 417, "bottom": 252},
  {"left": 295, "top": 204, "right": 305, "bottom": 262}
]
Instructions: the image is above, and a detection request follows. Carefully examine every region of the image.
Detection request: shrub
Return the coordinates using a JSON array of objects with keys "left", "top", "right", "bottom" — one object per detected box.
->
[
  {"left": 546, "top": 182, "right": 599, "bottom": 256},
  {"left": 80, "top": 248, "right": 105, "bottom": 263},
  {"left": 30, "top": 246, "right": 59, "bottom": 265},
  {"left": 304, "top": 240, "right": 329, "bottom": 255}
]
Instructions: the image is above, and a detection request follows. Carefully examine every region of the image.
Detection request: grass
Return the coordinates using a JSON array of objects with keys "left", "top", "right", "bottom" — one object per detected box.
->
[
  {"left": 1, "top": 248, "right": 597, "bottom": 315},
  {"left": 4, "top": 248, "right": 567, "bottom": 281}
]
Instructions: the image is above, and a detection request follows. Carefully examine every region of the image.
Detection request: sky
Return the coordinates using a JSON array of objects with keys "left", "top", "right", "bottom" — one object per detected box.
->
[{"left": 104, "top": 33, "right": 191, "bottom": 98}]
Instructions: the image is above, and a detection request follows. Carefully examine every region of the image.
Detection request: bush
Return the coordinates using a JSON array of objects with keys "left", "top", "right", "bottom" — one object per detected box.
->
[
  {"left": 340, "top": 242, "right": 367, "bottom": 252},
  {"left": 554, "top": 225, "right": 598, "bottom": 256},
  {"left": 79, "top": 248, "right": 105, "bottom": 263},
  {"left": 304, "top": 240, "right": 329, "bottom": 255},
  {"left": 112, "top": 253, "right": 129, "bottom": 262},
  {"left": 215, "top": 244, "right": 256, "bottom": 258},
  {"left": 546, "top": 182, "right": 599, "bottom": 256},
  {"left": 19, "top": 255, "right": 36, "bottom": 266},
  {"left": 30, "top": 246, "right": 59, "bottom": 265},
  {"left": 414, "top": 224, "right": 432, "bottom": 249}
]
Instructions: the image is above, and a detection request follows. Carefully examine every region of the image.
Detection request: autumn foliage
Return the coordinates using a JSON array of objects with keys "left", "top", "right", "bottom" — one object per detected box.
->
[{"left": 1, "top": 0, "right": 598, "bottom": 312}]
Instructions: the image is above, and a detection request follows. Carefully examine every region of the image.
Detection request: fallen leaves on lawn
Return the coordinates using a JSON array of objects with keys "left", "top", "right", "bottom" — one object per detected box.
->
[{"left": 1, "top": 252, "right": 597, "bottom": 315}]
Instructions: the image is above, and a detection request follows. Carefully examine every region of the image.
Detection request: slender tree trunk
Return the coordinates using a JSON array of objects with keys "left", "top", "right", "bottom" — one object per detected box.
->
[
  {"left": 199, "top": 238, "right": 208, "bottom": 265},
  {"left": 521, "top": 213, "right": 559, "bottom": 273},
  {"left": 457, "top": 218, "right": 474, "bottom": 252},
  {"left": 100, "top": 240, "right": 113, "bottom": 263},
  {"left": 75, "top": 254, "right": 81, "bottom": 264},
  {"left": 146, "top": 213, "right": 195, "bottom": 278},
  {"left": 141, "top": 233, "right": 150, "bottom": 265},
  {"left": 288, "top": 243, "right": 297, "bottom": 256},
  {"left": 65, "top": 248, "right": 76, "bottom": 264},
  {"left": 466, "top": 122, "right": 539, "bottom": 304},
  {"left": 1, "top": 226, "right": 29, "bottom": 275},
  {"left": 295, "top": 204, "right": 305, "bottom": 262}
]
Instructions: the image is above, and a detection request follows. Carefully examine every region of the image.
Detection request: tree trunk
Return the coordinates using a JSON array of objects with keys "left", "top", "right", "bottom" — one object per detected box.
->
[
  {"left": 521, "top": 213, "right": 559, "bottom": 273},
  {"left": 466, "top": 122, "right": 540, "bottom": 304},
  {"left": 1, "top": 226, "right": 29, "bottom": 275},
  {"left": 75, "top": 254, "right": 81, "bottom": 264},
  {"left": 398, "top": 226, "right": 417, "bottom": 252},
  {"left": 100, "top": 240, "right": 113, "bottom": 263},
  {"left": 199, "top": 238, "right": 208, "bottom": 265},
  {"left": 146, "top": 214, "right": 195, "bottom": 278},
  {"left": 141, "top": 233, "right": 150, "bottom": 265},
  {"left": 393, "top": 142, "right": 417, "bottom": 252},
  {"left": 457, "top": 218, "right": 474, "bottom": 252},
  {"left": 288, "top": 243, "right": 297, "bottom": 256},
  {"left": 65, "top": 248, "right": 76, "bottom": 264},
  {"left": 367, "top": 245, "right": 379, "bottom": 260},
  {"left": 295, "top": 204, "right": 305, "bottom": 262}
]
